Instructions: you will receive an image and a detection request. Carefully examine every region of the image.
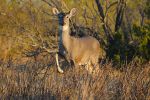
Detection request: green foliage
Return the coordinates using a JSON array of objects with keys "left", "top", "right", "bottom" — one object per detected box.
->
[
  {"left": 133, "top": 24, "right": 150, "bottom": 60},
  {"left": 144, "top": 0, "right": 150, "bottom": 19},
  {"left": 106, "top": 24, "right": 150, "bottom": 65},
  {"left": 106, "top": 31, "right": 128, "bottom": 66}
]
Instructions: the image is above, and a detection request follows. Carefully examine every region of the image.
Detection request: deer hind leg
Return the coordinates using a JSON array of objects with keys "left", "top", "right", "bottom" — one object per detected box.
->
[{"left": 55, "top": 53, "right": 64, "bottom": 73}]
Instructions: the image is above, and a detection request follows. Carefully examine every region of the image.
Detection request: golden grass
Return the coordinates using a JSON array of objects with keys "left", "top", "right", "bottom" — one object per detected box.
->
[{"left": 0, "top": 56, "right": 149, "bottom": 100}]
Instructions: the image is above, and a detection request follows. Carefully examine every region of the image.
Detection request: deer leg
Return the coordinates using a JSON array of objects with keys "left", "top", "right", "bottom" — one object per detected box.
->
[
  {"left": 55, "top": 53, "right": 64, "bottom": 73},
  {"left": 65, "top": 53, "right": 72, "bottom": 67}
]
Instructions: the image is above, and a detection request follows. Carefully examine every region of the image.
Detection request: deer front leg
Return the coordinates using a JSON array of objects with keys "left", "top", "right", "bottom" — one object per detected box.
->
[{"left": 55, "top": 53, "right": 64, "bottom": 73}]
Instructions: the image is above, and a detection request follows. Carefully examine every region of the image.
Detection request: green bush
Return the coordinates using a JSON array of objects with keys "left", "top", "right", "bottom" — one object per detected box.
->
[{"left": 106, "top": 24, "right": 150, "bottom": 66}]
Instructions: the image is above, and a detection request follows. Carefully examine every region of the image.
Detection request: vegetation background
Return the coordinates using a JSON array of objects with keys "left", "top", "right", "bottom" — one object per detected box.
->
[{"left": 0, "top": 0, "right": 149, "bottom": 99}]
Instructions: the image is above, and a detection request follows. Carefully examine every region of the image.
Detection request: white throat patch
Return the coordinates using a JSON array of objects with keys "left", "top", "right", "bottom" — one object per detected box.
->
[{"left": 63, "top": 25, "right": 69, "bottom": 31}]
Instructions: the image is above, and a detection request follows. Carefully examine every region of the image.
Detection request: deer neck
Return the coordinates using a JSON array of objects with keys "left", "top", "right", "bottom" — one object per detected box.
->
[{"left": 62, "top": 24, "right": 71, "bottom": 51}]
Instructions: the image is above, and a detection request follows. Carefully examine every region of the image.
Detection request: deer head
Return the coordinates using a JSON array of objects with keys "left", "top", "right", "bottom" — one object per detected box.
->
[{"left": 52, "top": 8, "right": 77, "bottom": 26}]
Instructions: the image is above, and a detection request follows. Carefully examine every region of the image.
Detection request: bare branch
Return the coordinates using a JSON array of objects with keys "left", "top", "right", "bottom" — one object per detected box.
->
[
  {"left": 41, "top": 0, "right": 53, "bottom": 7},
  {"left": 95, "top": 0, "right": 105, "bottom": 20},
  {"left": 95, "top": 0, "right": 113, "bottom": 42},
  {"left": 115, "top": 0, "right": 126, "bottom": 32}
]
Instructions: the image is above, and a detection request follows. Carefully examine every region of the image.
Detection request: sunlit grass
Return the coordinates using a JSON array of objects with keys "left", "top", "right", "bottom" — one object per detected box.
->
[{"left": 0, "top": 57, "right": 149, "bottom": 100}]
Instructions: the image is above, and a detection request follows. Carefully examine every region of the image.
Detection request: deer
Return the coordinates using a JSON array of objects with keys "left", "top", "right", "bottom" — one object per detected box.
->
[{"left": 53, "top": 7, "right": 104, "bottom": 74}]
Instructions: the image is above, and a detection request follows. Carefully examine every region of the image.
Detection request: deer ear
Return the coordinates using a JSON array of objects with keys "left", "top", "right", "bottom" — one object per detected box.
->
[
  {"left": 52, "top": 8, "right": 59, "bottom": 15},
  {"left": 69, "top": 8, "right": 77, "bottom": 17}
]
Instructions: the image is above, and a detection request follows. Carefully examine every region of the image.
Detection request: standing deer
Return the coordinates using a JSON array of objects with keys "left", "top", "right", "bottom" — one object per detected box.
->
[{"left": 53, "top": 8, "right": 103, "bottom": 73}]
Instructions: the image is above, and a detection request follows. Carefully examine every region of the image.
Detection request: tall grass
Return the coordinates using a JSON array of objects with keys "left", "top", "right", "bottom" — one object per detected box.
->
[{"left": 0, "top": 55, "right": 149, "bottom": 100}]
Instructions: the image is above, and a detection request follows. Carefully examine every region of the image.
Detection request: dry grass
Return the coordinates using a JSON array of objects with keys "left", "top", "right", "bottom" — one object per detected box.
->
[{"left": 0, "top": 55, "right": 149, "bottom": 100}]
